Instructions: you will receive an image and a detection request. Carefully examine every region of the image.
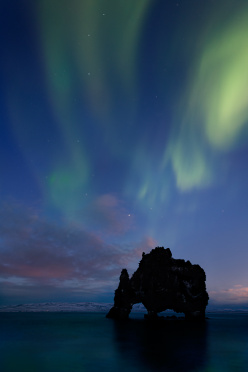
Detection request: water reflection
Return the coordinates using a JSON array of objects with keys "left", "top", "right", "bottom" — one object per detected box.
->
[{"left": 112, "top": 315, "right": 208, "bottom": 371}]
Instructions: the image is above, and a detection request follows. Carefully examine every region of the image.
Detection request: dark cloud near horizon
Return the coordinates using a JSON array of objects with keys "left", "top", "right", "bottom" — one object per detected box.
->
[{"left": 0, "top": 200, "right": 155, "bottom": 304}]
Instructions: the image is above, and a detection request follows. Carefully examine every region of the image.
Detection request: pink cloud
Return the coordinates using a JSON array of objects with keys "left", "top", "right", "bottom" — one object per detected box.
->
[
  {"left": 210, "top": 285, "right": 248, "bottom": 304},
  {"left": 132, "top": 236, "right": 158, "bottom": 258},
  {"left": 95, "top": 194, "right": 119, "bottom": 208},
  {"left": 79, "top": 193, "right": 134, "bottom": 235}
]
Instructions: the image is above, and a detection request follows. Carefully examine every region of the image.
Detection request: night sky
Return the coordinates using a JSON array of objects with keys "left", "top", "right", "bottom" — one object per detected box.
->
[{"left": 1, "top": 0, "right": 248, "bottom": 308}]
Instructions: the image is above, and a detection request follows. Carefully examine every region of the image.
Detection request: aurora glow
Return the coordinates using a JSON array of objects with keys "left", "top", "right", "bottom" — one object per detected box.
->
[
  {"left": 0, "top": 0, "right": 248, "bottom": 308},
  {"left": 164, "top": 3, "right": 248, "bottom": 191}
]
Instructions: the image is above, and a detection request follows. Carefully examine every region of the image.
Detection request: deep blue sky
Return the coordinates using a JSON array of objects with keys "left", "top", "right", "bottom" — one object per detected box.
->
[{"left": 1, "top": 0, "right": 248, "bottom": 308}]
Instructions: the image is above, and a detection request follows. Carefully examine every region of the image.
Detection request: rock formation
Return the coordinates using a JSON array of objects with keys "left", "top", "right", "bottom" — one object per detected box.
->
[{"left": 106, "top": 247, "right": 209, "bottom": 320}]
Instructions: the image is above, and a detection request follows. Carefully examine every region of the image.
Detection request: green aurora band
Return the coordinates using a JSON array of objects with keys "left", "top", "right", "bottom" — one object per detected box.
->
[
  {"left": 167, "top": 7, "right": 248, "bottom": 191},
  {"left": 136, "top": 3, "right": 248, "bottom": 204},
  {"left": 36, "top": 0, "right": 151, "bottom": 216}
]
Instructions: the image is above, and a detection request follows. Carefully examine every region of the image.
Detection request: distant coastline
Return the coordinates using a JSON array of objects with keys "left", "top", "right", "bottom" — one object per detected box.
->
[{"left": 0, "top": 302, "right": 248, "bottom": 313}]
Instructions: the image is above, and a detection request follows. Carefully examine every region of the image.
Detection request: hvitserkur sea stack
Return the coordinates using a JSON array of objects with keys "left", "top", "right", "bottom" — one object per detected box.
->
[{"left": 107, "top": 247, "right": 209, "bottom": 320}]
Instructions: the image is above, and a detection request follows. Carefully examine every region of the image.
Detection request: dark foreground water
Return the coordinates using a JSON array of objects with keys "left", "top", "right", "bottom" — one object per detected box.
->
[{"left": 0, "top": 312, "right": 248, "bottom": 372}]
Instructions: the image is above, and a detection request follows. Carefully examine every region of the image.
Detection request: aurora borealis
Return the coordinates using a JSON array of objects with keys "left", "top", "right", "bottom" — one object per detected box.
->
[{"left": 1, "top": 0, "right": 248, "bottom": 308}]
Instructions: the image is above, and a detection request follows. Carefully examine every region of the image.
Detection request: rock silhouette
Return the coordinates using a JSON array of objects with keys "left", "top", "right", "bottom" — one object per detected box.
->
[{"left": 107, "top": 247, "right": 209, "bottom": 320}]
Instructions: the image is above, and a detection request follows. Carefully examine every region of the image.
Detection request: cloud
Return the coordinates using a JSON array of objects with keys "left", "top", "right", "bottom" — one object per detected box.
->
[
  {"left": 210, "top": 285, "right": 248, "bottom": 304},
  {"left": 79, "top": 193, "right": 134, "bottom": 235},
  {"left": 0, "top": 201, "right": 155, "bottom": 303},
  {"left": 132, "top": 236, "right": 158, "bottom": 260},
  {"left": 0, "top": 202, "right": 120, "bottom": 283}
]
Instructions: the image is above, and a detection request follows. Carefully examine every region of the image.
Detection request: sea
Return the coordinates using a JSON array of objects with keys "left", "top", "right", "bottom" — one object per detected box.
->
[{"left": 0, "top": 310, "right": 248, "bottom": 372}]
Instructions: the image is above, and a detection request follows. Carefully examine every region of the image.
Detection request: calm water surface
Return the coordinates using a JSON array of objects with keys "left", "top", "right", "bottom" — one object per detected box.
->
[{"left": 0, "top": 312, "right": 248, "bottom": 371}]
